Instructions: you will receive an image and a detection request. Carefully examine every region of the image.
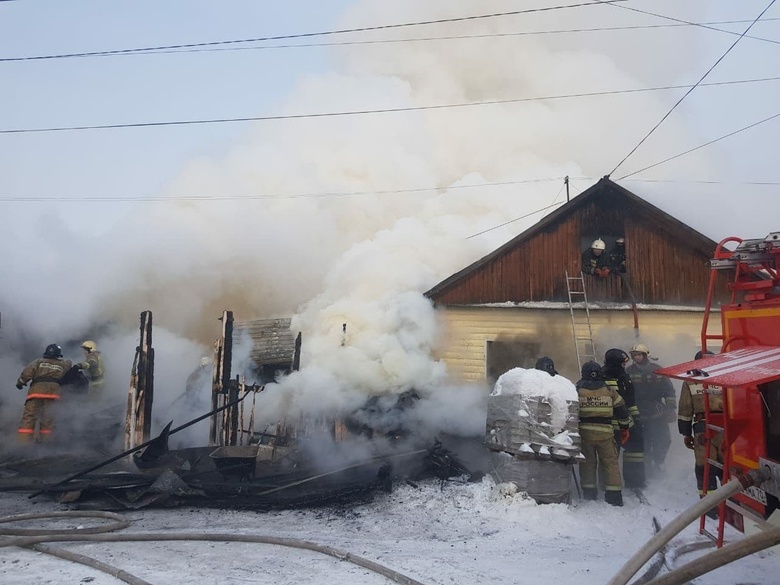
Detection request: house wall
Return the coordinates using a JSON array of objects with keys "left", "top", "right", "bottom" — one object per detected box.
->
[
  {"left": 434, "top": 306, "right": 720, "bottom": 385},
  {"left": 430, "top": 185, "right": 732, "bottom": 306}
]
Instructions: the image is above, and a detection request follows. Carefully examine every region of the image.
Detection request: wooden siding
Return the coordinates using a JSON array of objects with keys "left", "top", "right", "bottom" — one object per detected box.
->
[
  {"left": 435, "top": 306, "right": 719, "bottom": 384},
  {"left": 429, "top": 182, "right": 731, "bottom": 306}
]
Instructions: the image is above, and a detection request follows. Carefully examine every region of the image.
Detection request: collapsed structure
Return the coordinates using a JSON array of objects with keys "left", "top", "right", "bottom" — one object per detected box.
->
[{"left": 0, "top": 310, "right": 482, "bottom": 510}]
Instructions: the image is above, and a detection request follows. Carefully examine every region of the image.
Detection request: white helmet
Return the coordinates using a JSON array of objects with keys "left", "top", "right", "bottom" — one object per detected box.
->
[
  {"left": 631, "top": 343, "right": 650, "bottom": 356},
  {"left": 81, "top": 340, "right": 97, "bottom": 352},
  {"left": 591, "top": 239, "right": 606, "bottom": 251}
]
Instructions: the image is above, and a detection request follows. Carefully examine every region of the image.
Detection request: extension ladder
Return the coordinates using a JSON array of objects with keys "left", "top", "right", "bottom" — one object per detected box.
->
[{"left": 566, "top": 271, "right": 598, "bottom": 370}]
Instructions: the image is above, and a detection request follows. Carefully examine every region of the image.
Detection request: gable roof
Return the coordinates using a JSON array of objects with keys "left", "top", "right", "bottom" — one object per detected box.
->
[{"left": 425, "top": 176, "right": 719, "bottom": 300}]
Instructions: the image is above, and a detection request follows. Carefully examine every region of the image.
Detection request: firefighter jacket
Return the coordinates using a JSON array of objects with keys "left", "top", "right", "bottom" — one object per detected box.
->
[
  {"left": 607, "top": 244, "right": 626, "bottom": 273},
  {"left": 581, "top": 248, "right": 609, "bottom": 276},
  {"left": 17, "top": 357, "right": 73, "bottom": 400},
  {"left": 626, "top": 361, "right": 676, "bottom": 420},
  {"left": 576, "top": 381, "right": 632, "bottom": 440},
  {"left": 678, "top": 381, "right": 723, "bottom": 436},
  {"left": 78, "top": 351, "right": 105, "bottom": 385},
  {"left": 603, "top": 366, "right": 639, "bottom": 424}
]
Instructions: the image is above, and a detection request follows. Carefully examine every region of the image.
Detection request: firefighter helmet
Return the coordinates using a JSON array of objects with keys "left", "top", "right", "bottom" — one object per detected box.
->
[
  {"left": 581, "top": 361, "right": 603, "bottom": 380},
  {"left": 43, "top": 344, "right": 63, "bottom": 359},
  {"left": 630, "top": 343, "right": 650, "bottom": 356},
  {"left": 694, "top": 350, "right": 715, "bottom": 360},
  {"left": 535, "top": 356, "right": 558, "bottom": 376},
  {"left": 81, "top": 340, "right": 97, "bottom": 352},
  {"left": 604, "top": 348, "right": 630, "bottom": 366},
  {"left": 615, "top": 237, "right": 625, "bottom": 245},
  {"left": 591, "top": 239, "right": 606, "bottom": 251}
]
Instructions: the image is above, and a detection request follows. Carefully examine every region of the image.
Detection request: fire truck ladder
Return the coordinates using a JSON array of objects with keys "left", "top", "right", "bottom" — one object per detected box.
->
[
  {"left": 698, "top": 232, "right": 780, "bottom": 547},
  {"left": 566, "top": 271, "right": 597, "bottom": 370},
  {"left": 699, "top": 386, "right": 729, "bottom": 546}
]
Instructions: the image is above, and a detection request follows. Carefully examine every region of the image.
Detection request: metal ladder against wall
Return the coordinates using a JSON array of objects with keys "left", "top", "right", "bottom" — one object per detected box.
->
[{"left": 566, "top": 270, "right": 598, "bottom": 370}]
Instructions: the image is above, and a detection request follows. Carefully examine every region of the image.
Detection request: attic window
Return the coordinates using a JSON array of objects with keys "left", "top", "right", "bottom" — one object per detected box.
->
[{"left": 581, "top": 235, "right": 626, "bottom": 277}]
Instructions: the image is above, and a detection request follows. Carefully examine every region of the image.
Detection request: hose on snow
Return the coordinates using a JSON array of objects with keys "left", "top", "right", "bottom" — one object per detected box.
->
[
  {"left": 0, "top": 510, "right": 427, "bottom": 585},
  {"left": 608, "top": 467, "right": 771, "bottom": 585}
]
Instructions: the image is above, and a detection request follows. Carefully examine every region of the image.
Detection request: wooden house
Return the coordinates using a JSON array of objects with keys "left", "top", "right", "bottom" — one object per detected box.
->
[{"left": 424, "top": 177, "right": 730, "bottom": 384}]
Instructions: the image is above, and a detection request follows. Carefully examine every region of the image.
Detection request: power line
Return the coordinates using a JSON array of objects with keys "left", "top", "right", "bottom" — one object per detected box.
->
[
  {"left": 0, "top": 176, "right": 571, "bottom": 203},
  {"left": 466, "top": 201, "right": 564, "bottom": 239},
  {"left": 608, "top": 0, "right": 777, "bottom": 177},
  {"left": 621, "top": 178, "right": 780, "bottom": 186},
  {"left": 0, "top": 1, "right": 625, "bottom": 63},
  {"left": 5, "top": 75, "right": 780, "bottom": 135},
  {"left": 616, "top": 110, "right": 780, "bottom": 179},
  {"left": 604, "top": 1, "right": 780, "bottom": 46},
  {"left": 11, "top": 18, "right": 780, "bottom": 60}
]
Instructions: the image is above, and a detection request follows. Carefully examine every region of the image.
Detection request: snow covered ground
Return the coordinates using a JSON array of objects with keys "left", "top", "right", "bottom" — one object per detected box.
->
[{"left": 1, "top": 440, "right": 778, "bottom": 585}]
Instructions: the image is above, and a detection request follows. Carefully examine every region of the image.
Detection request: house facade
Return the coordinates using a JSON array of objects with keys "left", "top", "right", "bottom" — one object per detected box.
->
[{"left": 425, "top": 177, "right": 731, "bottom": 383}]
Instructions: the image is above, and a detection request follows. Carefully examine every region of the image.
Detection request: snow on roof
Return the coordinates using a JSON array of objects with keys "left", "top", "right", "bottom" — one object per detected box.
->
[{"left": 459, "top": 301, "right": 711, "bottom": 312}]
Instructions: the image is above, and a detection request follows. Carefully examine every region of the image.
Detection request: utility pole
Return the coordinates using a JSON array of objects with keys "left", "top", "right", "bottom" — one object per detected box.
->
[{"left": 565, "top": 176, "right": 570, "bottom": 202}]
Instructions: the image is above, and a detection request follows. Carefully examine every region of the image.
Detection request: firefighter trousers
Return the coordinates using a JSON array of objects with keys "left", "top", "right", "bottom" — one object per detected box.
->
[
  {"left": 18, "top": 398, "right": 56, "bottom": 443},
  {"left": 643, "top": 419, "right": 671, "bottom": 467},
  {"left": 693, "top": 431, "right": 723, "bottom": 495},
  {"left": 620, "top": 423, "right": 646, "bottom": 488},
  {"left": 580, "top": 435, "right": 622, "bottom": 492}
]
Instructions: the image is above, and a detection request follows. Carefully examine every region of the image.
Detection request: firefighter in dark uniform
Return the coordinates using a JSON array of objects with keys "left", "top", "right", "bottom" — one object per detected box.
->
[
  {"left": 626, "top": 343, "right": 676, "bottom": 474},
  {"left": 603, "top": 348, "right": 646, "bottom": 489},
  {"left": 15, "top": 344, "right": 72, "bottom": 443},
  {"left": 607, "top": 237, "right": 627, "bottom": 273},
  {"left": 534, "top": 356, "right": 558, "bottom": 377},
  {"left": 581, "top": 238, "right": 611, "bottom": 277},
  {"left": 576, "top": 361, "right": 632, "bottom": 506},
  {"left": 678, "top": 350, "right": 723, "bottom": 502}
]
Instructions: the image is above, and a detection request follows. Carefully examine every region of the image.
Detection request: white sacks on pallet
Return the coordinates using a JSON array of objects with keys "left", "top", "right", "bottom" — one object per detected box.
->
[{"left": 485, "top": 368, "right": 582, "bottom": 504}]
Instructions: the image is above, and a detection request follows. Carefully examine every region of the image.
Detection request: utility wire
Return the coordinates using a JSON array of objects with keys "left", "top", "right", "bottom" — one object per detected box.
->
[
  {"left": 466, "top": 202, "right": 564, "bottom": 239},
  {"left": 622, "top": 178, "right": 780, "bottom": 186},
  {"left": 604, "top": 1, "right": 780, "bottom": 46},
  {"left": 0, "top": 1, "right": 624, "bottom": 63},
  {"left": 608, "top": 0, "right": 777, "bottom": 177},
  {"left": 617, "top": 111, "right": 780, "bottom": 179},
  {"left": 11, "top": 18, "right": 780, "bottom": 60},
  {"left": 4, "top": 75, "right": 780, "bottom": 135},
  {"left": 0, "top": 176, "right": 571, "bottom": 203}
]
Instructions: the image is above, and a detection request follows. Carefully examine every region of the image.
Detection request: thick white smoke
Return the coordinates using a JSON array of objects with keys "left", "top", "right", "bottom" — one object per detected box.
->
[{"left": 1, "top": 0, "right": 719, "bottom": 446}]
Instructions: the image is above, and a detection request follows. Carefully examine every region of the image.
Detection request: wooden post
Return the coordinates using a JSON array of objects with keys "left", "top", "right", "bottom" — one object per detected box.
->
[
  {"left": 124, "top": 311, "right": 154, "bottom": 450},
  {"left": 292, "top": 332, "right": 302, "bottom": 371},
  {"left": 209, "top": 310, "right": 234, "bottom": 446}
]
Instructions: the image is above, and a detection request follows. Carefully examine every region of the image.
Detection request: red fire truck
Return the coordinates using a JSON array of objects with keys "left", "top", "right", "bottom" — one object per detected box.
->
[{"left": 657, "top": 231, "right": 780, "bottom": 547}]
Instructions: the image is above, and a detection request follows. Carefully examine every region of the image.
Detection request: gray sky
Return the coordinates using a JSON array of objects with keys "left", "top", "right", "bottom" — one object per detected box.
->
[{"left": 1, "top": 0, "right": 779, "bottom": 346}]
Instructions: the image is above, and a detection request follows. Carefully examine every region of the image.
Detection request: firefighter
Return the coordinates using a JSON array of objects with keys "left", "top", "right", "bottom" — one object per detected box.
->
[
  {"left": 581, "top": 238, "right": 611, "bottom": 277},
  {"left": 76, "top": 340, "right": 105, "bottom": 397},
  {"left": 15, "top": 344, "right": 73, "bottom": 443},
  {"left": 603, "top": 348, "right": 646, "bottom": 489},
  {"left": 534, "top": 356, "right": 558, "bottom": 377},
  {"left": 678, "top": 350, "right": 722, "bottom": 508},
  {"left": 626, "top": 343, "right": 676, "bottom": 474},
  {"left": 607, "top": 237, "right": 627, "bottom": 273},
  {"left": 576, "top": 360, "right": 631, "bottom": 506}
]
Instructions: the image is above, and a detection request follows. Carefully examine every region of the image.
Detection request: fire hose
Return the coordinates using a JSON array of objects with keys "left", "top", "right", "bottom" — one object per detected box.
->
[
  {"left": 0, "top": 510, "right": 428, "bottom": 585},
  {"left": 608, "top": 466, "right": 771, "bottom": 585}
]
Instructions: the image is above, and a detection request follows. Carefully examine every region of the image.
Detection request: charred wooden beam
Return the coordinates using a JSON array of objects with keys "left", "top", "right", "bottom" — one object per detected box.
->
[
  {"left": 292, "top": 331, "right": 302, "bottom": 371},
  {"left": 209, "top": 310, "right": 236, "bottom": 446},
  {"left": 124, "top": 310, "right": 154, "bottom": 450}
]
